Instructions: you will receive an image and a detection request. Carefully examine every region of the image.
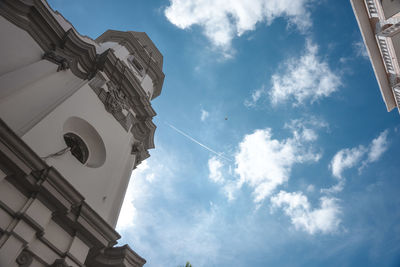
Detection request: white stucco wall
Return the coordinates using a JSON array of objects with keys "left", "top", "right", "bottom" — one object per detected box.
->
[
  {"left": 0, "top": 69, "right": 84, "bottom": 136},
  {"left": 381, "top": 0, "right": 400, "bottom": 19},
  {"left": 141, "top": 74, "right": 154, "bottom": 99},
  {"left": 22, "top": 84, "right": 135, "bottom": 225},
  {"left": 391, "top": 32, "right": 400, "bottom": 66},
  {"left": 0, "top": 17, "right": 43, "bottom": 76},
  {"left": 97, "top": 41, "right": 118, "bottom": 54}
]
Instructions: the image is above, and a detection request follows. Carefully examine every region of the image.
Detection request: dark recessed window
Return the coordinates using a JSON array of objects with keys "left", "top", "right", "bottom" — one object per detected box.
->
[
  {"left": 128, "top": 55, "right": 144, "bottom": 75},
  {"left": 63, "top": 132, "right": 89, "bottom": 164}
]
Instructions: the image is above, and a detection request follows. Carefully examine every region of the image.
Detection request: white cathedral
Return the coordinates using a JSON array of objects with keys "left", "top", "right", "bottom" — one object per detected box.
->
[{"left": 0, "top": 0, "right": 164, "bottom": 266}]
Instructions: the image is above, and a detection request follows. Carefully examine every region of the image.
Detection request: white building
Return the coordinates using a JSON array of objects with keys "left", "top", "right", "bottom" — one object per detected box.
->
[
  {"left": 351, "top": 0, "right": 400, "bottom": 113},
  {"left": 0, "top": 0, "right": 164, "bottom": 266}
]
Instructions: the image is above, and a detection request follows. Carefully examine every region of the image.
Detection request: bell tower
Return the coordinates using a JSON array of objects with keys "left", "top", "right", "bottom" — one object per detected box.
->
[
  {"left": 0, "top": 21, "right": 164, "bottom": 227},
  {"left": 0, "top": 1, "right": 165, "bottom": 266}
]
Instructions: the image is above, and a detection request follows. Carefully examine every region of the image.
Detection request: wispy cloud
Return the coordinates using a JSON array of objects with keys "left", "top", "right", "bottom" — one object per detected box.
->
[
  {"left": 208, "top": 156, "right": 224, "bottom": 183},
  {"left": 331, "top": 145, "right": 367, "bottom": 180},
  {"left": 201, "top": 109, "right": 210, "bottom": 121},
  {"left": 367, "top": 130, "right": 389, "bottom": 163},
  {"left": 269, "top": 39, "right": 341, "bottom": 106},
  {"left": 271, "top": 190, "right": 341, "bottom": 234},
  {"left": 164, "top": 0, "right": 314, "bottom": 56},
  {"left": 207, "top": 156, "right": 240, "bottom": 201},
  {"left": 324, "top": 130, "right": 390, "bottom": 193},
  {"left": 353, "top": 40, "right": 369, "bottom": 59},
  {"left": 244, "top": 86, "right": 266, "bottom": 107}
]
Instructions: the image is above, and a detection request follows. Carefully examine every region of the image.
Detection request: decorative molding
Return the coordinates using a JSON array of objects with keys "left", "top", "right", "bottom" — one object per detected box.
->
[
  {"left": 0, "top": 118, "right": 120, "bottom": 248},
  {"left": 0, "top": 118, "right": 153, "bottom": 264},
  {"left": 131, "top": 142, "right": 144, "bottom": 155},
  {"left": 380, "top": 22, "right": 400, "bottom": 37},
  {"left": 16, "top": 250, "right": 33, "bottom": 267},
  {"left": 50, "top": 259, "right": 71, "bottom": 267},
  {"left": 377, "top": 37, "right": 395, "bottom": 73},
  {"left": 95, "top": 30, "right": 165, "bottom": 99},
  {"left": 86, "top": 245, "right": 146, "bottom": 267},
  {"left": 104, "top": 81, "right": 129, "bottom": 113},
  {"left": 365, "top": 0, "right": 379, "bottom": 18},
  {"left": 131, "top": 141, "right": 150, "bottom": 166},
  {"left": 0, "top": 0, "right": 96, "bottom": 80},
  {"left": 43, "top": 50, "right": 70, "bottom": 71},
  {"left": 89, "top": 77, "right": 134, "bottom": 132},
  {"left": 88, "top": 72, "right": 157, "bottom": 158}
]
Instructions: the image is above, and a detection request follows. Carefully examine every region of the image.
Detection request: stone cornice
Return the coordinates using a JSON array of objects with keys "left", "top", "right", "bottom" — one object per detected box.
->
[
  {"left": 0, "top": 0, "right": 98, "bottom": 80},
  {"left": 0, "top": 119, "right": 120, "bottom": 248},
  {"left": 86, "top": 244, "right": 146, "bottom": 267}
]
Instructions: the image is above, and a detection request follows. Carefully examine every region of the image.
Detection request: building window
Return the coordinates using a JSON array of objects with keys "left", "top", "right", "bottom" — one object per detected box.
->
[
  {"left": 63, "top": 117, "right": 106, "bottom": 168},
  {"left": 128, "top": 55, "right": 144, "bottom": 76},
  {"left": 63, "top": 132, "right": 89, "bottom": 164}
]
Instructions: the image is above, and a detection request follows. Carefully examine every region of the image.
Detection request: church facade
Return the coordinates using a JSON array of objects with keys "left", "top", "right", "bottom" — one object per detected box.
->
[
  {"left": 351, "top": 0, "right": 400, "bottom": 114},
  {"left": 0, "top": 0, "right": 164, "bottom": 266}
]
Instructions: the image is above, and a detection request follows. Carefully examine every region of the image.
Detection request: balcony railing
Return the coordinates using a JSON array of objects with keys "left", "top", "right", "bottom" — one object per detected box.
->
[
  {"left": 393, "top": 86, "right": 400, "bottom": 114},
  {"left": 377, "top": 37, "right": 395, "bottom": 73},
  {"left": 365, "top": 0, "right": 379, "bottom": 18}
]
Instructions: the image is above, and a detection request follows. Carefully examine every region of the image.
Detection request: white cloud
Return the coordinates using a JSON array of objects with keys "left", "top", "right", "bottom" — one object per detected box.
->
[
  {"left": 367, "top": 130, "right": 389, "bottom": 163},
  {"left": 324, "top": 130, "right": 390, "bottom": 193},
  {"left": 117, "top": 184, "right": 138, "bottom": 230},
  {"left": 164, "top": 0, "right": 313, "bottom": 54},
  {"left": 208, "top": 156, "right": 240, "bottom": 200},
  {"left": 222, "top": 181, "right": 238, "bottom": 201},
  {"left": 271, "top": 190, "right": 341, "bottom": 234},
  {"left": 306, "top": 184, "right": 315, "bottom": 192},
  {"left": 331, "top": 145, "right": 367, "bottom": 179},
  {"left": 116, "top": 146, "right": 225, "bottom": 266},
  {"left": 208, "top": 156, "right": 224, "bottom": 183},
  {"left": 117, "top": 161, "right": 150, "bottom": 231},
  {"left": 284, "top": 116, "right": 328, "bottom": 142},
  {"left": 358, "top": 129, "right": 390, "bottom": 172},
  {"left": 324, "top": 145, "right": 367, "bottom": 194},
  {"left": 234, "top": 119, "right": 322, "bottom": 203},
  {"left": 269, "top": 39, "right": 341, "bottom": 106},
  {"left": 353, "top": 40, "right": 369, "bottom": 59},
  {"left": 201, "top": 109, "right": 210, "bottom": 121}
]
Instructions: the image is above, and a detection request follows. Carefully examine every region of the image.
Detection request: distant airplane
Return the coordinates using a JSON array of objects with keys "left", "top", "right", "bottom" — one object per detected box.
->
[{"left": 225, "top": 117, "right": 228, "bottom": 120}]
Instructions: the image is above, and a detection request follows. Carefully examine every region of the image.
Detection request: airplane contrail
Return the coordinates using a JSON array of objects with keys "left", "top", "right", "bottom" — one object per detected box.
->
[{"left": 165, "top": 122, "right": 233, "bottom": 162}]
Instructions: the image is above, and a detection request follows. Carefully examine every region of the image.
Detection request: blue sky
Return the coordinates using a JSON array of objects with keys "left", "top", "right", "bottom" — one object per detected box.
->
[{"left": 49, "top": 0, "right": 400, "bottom": 266}]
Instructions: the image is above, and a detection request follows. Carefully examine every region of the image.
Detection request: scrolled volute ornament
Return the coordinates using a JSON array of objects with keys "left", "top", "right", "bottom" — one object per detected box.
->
[{"left": 16, "top": 250, "right": 33, "bottom": 267}]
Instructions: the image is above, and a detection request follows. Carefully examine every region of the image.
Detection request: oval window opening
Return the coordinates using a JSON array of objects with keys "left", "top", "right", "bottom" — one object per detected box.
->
[
  {"left": 63, "top": 117, "right": 106, "bottom": 168},
  {"left": 63, "top": 132, "right": 89, "bottom": 164}
]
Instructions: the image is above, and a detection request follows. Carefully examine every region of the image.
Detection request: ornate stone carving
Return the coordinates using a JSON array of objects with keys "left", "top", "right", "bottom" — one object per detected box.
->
[
  {"left": 104, "top": 82, "right": 129, "bottom": 113},
  {"left": 16, "top": 250, "right": 33, "bottom": 267},
  {"left": 89, "top": 76, "right": 135, "bottom": 131},
  {"left": 131, "top": 141, "right": 150, "bottom": 165},
  {"left": 131, "top": 141, "right": 144, "bottom": 155},
  {"left": 42, "top": 50, "right": 70, "bottom": 72}
]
